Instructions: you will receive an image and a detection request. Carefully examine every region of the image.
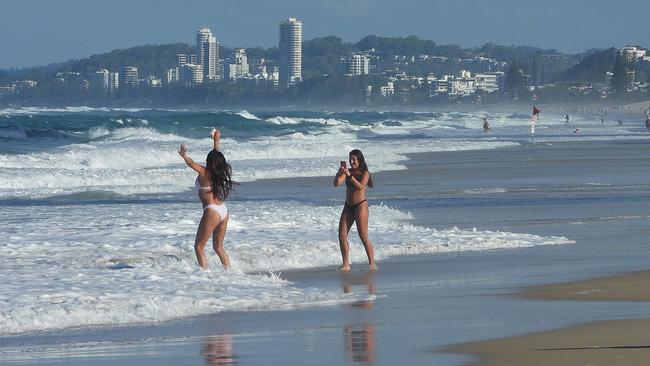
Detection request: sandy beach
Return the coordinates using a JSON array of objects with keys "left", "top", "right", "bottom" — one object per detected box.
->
[
  {"left": 448, "top": 270, "right": 650, "bottom": 366},
  {"left": 3, "top": 135, "right": 650, "bottom": 365}
]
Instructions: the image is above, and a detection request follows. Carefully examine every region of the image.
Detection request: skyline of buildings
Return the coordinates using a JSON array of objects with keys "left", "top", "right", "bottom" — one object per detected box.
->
[{"left": 1, "top": 18, "right": 648, "bottom": 102}]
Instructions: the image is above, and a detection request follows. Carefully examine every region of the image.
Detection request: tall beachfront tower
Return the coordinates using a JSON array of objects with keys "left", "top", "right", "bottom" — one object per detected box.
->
[
  {"left": 196, "top": 28, "right": 219, "bottom": 81},
  {"left": 279, "top": 17, "right": 302, "bottom": 88}
]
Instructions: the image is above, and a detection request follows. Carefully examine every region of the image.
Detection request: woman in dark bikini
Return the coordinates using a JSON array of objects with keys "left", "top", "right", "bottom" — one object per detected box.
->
[
  {"left": 334, "top": 149, "right": 376, "bottom": 272},
  {"left": 179, "top": 129, "right": 233, "bottom": 270}
]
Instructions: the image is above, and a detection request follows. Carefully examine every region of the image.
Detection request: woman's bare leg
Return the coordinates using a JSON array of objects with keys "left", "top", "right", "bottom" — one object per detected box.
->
[
  {"left": 194, "top": 210, "right": 221, "bottom": 270},
  {"left": 355, "top": 202, "right": 376, "bottom": 270},
  {"left": 212, "top": 214, "right": 230, "bottom": 268},
  {"left": 338, "top": 208, "right": 355, "bottom": 271}
]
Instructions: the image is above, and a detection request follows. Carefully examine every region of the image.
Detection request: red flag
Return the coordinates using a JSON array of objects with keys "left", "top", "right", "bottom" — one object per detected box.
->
[{"left": 532, "top": 106, "right": 541, "bottom": 116}]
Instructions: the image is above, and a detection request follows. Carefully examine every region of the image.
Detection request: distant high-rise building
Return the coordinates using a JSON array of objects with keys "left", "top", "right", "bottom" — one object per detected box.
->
[
  {"left": 166, "top": 68, "right": 179, "bottom": 83},
  {"left": 108, "top": 72, "right": 119, "bottom": 91},
  {"left": 226, "top": 48, "right": 250, "bottom": 80},
  {"left": 177, "top": 53, "right": 188, "bottom": 67},
  {"left": 122, "top": 66, "right": 139, "bottom": 88},
  {"left": 197, "top": 28, "right": 219, "bottom": 81},
  {"left": 279, "top": 17, "right": 302, "bottom": 88},
  {"left": 92, "top": 69, "right": 110, "bottom": 89}
]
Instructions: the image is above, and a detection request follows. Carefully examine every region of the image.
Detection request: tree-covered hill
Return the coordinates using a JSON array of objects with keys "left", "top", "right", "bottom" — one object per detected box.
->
[
  {"left": 561, "top": 47, "right": 617, "bottom": 83},
  {"left": 0, "top": 35, "right": 625, "bottom": 86},
  {"left": 59, "top": 43, "right": 194, "bottom": 78}
]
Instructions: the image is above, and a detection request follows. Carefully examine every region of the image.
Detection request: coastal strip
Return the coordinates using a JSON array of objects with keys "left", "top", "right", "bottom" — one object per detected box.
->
[{"left": 446, "top": 270, "right": 650, "bottom": 365}]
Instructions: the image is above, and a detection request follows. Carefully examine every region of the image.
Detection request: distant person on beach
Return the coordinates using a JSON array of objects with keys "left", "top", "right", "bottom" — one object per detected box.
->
[
  {"left": 565, "top": 114, "right": 570, "bottom": 124},
  {"left": 179, "top": 129, "right": 233, "bottom": 270},
  {"left": 334, "top": 149, "right": 376, "bottom": 272},
  {"left": 482, "top": 118, "right": 491, "bottom": 132}
]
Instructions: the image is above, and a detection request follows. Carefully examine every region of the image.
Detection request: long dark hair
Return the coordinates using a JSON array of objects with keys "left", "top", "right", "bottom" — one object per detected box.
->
[
  {"left": 350, "top": 149, "right": 373, "bottom": 188},
  {"left": 206, "top": 149, "right": 233, "bottom": 201}
]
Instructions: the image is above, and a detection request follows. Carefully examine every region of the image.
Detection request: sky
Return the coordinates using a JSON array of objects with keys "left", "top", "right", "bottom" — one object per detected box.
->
[{"left": 1, "top": 0, "right": 648, "bottom": 69}]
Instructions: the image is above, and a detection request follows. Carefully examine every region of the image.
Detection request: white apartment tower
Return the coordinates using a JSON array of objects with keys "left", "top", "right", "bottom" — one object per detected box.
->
[
  {"left": 227, "top": 48, "right": 250, "bottom": 80},
  {"left": 122, "top": 66, "right": 139, "bottom": 87},
  {"left": 342, "top": 54, "right": 370, "bottom": 75},
  {"left": 279, "top": 17, "right": 302, "bottom": 88},
  {"left": 93, "top": 69, "right": 110, "bottom": 89},
  {"left": 197, "top": 28, "right": 219, "bottom": 81},
  {"left": 109, "top": 72, "right": 119, "bottom": 91}
]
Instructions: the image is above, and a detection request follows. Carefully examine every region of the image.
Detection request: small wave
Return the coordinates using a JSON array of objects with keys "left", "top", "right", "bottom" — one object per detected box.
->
[
  {"left": 265, "top": 116, "right": 345, "bottom": 125},
  {"left": 47, "top": 190, "right": 132, "bottom": 201},
  {"left": 507, "top": 113, "right": 530, "bottom": 119},
  {"left": 0, "top": 126, "right": 28, "bottom": 139},
  {"left": 88, "top": 127, "right": 111, "bottom": 140},
  {"left": 463, "top": 188, "right": 508, "bottom": 195},
  {"left": 107, "top": 126, "right": 182, "bottom": 142},
  {"left": 234, "top": 110, "right": 260, "bottom": 120}
]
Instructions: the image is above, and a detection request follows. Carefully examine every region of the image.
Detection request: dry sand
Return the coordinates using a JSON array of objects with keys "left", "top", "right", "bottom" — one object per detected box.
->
[{"left": 522, "top": 270, "right": 650, "bottom": 302}]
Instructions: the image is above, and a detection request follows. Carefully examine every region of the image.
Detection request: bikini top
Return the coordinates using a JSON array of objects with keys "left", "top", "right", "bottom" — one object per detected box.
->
[{"left": 195, "top": 177, "right": 212, "bottom": 193}]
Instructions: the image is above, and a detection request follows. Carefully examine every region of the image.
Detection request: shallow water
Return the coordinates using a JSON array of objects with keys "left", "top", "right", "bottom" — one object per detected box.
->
[{"left": 1, "top": 107, "right": 645, "bottom": 335}]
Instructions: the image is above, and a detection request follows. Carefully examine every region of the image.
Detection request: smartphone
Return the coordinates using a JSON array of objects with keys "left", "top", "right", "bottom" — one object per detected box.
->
[{"left": 340, "top": 160, "right": 347, "bottom": 168}]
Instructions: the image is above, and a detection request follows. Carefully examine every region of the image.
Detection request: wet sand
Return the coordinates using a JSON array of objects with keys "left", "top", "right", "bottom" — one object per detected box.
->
[
  {"left": 522, "top": 270, "right": 650, "bottom": 302},
  {"left": 448, "top": 269, "right": 650, "bottom": 365},
  {"left": 447, "top": 318, "right": 650, "bottom": 366}
]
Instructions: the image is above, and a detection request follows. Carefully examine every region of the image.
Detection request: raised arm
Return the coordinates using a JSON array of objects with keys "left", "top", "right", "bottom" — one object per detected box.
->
[
  {"left": 346, "top": 170, "right": 369, "bottom": 190},
  {"left": 334, "top": 166, "right": 347, "bottom": 186},
  {"left": 211, "top": 128, "right": 221, "bottom": 151},
  {"left": 178, "top": 144, "right": 206, "bottom": 174}
]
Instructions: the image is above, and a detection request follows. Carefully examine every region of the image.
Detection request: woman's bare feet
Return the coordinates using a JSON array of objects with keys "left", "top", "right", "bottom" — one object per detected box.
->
[
  {"left": 369, "top": 264, "right": 377, "bottom": 271},
  {"left": 338, "top": 264, "right": 351, "bottom": 272}
]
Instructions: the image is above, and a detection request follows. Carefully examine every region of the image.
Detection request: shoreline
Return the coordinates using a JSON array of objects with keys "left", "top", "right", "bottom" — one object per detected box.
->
[
  {"left": 4, "top": 137, "right": 650, "bottom": 365},
  {"left": 447, "top": 269, "right": 650, "bottom": 366},
  {"left": 1, "top": 99, "right": 649, "bottom": 115}
]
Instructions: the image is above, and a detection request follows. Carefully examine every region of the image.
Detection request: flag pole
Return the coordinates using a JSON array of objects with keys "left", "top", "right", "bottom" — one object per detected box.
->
[{"left": 530, "top": 106, "right": 540, "bottom": 158}]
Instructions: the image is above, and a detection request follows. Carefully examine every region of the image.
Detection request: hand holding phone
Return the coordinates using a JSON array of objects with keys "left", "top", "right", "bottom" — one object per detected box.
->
[{"left": 340, "top": 160, "right": 347, "bottom": 168}]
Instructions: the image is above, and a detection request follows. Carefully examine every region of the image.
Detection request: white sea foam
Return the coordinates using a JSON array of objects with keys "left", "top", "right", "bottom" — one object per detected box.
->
[
  {"left": 0, "top": 124, "right": 518, "bottom": 198},
  {"left": 0, "top": 106, "right": 165, "bottom": 115},
  {"left": 3, "top": 110, "right": 650, "bottom": 199},
  {"left": 0, "top": 110, "right": 597, "bottom": 335},
  {"left": 265, "top": 116, "right": 345, "bottom": 125},
  {"left": 234, "top": 110, "right": 260, "bottom": 120},
  {"left": 0, "top": 201, "right": 573, "bottom": 335},
  {"left": 463, "top": 188, "right": 508, "bottom": 195}
]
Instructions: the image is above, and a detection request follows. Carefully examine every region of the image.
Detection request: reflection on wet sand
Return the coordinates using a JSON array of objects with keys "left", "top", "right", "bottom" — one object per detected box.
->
[
  {"left": 341, "top": 271, "right": 377, "bottom": 363},
  {"left": 202, "top": 334, "right": 237, "bottom": 365},
  {"left": 344, "top": 323, "right": 376, "bottom": 364},
  {"left": 341, "top": 271, "right": 376, "bottom": 309}
]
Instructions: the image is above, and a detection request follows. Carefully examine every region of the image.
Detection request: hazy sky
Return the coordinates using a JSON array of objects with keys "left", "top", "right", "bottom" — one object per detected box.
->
[{"left": 1, "top": 0, "right": 648, "bottom": 69}]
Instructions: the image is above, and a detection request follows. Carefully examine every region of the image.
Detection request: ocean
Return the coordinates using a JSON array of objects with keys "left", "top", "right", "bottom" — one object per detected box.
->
[{"left": 1, "top": 107, "right": 644, "bottom": 336}]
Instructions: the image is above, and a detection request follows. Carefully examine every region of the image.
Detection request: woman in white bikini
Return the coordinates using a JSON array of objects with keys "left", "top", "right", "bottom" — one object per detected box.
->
[
  {"left": 333, "top": 149, "right": 376, "bottom": 272},
  {"left": 179, "top": 129, "right": 233, "bottom": 269}
]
